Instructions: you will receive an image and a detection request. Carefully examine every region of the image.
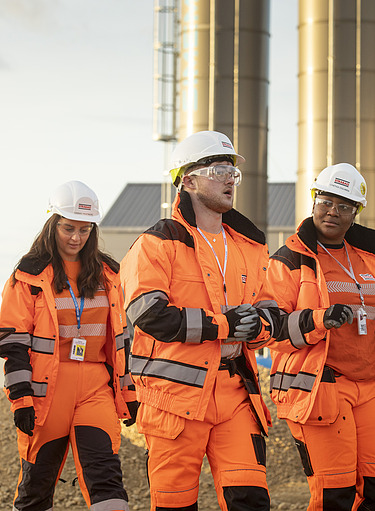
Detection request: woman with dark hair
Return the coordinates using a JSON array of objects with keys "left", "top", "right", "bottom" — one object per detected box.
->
[
  {"left": 267, "top": 164, "right": 375, "bottom": 510},
  {"left": 0, "top": 180, "right": 136, "bottom": 511}
]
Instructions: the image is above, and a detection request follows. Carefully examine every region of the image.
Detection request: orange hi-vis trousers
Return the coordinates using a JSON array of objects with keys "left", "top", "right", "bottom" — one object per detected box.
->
[
  {"left": 287, "top": 374, "right": 375, "bottom": 511},
  {"left": 139, "top": 368, "right": 270, "bottom": 511},
  {"left": 14, "top": 361, "right": 129, "bottom": 511}
]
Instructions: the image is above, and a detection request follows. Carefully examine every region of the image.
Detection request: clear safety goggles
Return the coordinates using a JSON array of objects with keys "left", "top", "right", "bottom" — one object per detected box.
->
[
  {"left": 314, "top": 197, "right": 358, "bottom": 216},
  {"left": 189, "top": 165, "right": 242, "bottom": 186},
  {"left": 57, "top": 222, "right": 93, "bottom": 237}
]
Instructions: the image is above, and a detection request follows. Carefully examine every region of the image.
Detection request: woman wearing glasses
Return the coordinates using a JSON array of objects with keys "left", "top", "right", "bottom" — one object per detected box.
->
[
  {"left": 267, "top": 163, "right": 375, "bottom": 510},
  {"left": 0, "top": 180, "right": 135, "bottom": 511}
]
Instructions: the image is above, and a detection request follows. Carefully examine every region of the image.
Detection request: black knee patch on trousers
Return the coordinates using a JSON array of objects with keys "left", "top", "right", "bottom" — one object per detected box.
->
[
  {"left": 293, "top": 436, "right": 314, "bottom": 477},
  {"left": 322, "top": 486, "right": 356, "bottom": 510},
  {"left": 75, "top": 425, "right": 128, "bottom": 506},
  {"left": 156, "top": 504, "right": 198, "bottom": 511},
  {"left": 14, "top": 435, "right": 69, "bottom": 511},
  {"left": 223, "top": 485, "right": 270, "bottom": 511},
  {"left": 358, "top": 476, "right": 375, "bottom": 510}
]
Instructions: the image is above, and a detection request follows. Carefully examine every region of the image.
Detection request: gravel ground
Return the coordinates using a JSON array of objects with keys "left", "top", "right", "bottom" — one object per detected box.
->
[{"left": 0, "top": 367, "right": 310, "bottom": 510}]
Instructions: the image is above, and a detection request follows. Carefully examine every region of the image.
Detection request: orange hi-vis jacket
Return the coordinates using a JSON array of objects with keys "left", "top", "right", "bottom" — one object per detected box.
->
[
  {"left": 267, "top": 217, "right": 375, "bottom": 424},
  {"left": 0, "top": 257, "right": 135, "bottom": 426},
  {"left": 122, "top": 190, "right": 280, "bottom": 435}
]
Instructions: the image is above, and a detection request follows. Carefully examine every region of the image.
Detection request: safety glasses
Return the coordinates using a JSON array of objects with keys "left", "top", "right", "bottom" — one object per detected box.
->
[{"left": 189, "top": 165, "right": 242, "bottom": 186}]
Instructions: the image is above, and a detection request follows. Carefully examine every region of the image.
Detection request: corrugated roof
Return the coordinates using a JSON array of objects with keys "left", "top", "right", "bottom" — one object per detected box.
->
[
  {"left": 101, "top": 182, "right": 295, "bottom": 228},
  {"left": 101, "top": 183, "right": 175, "bottom": 228}
]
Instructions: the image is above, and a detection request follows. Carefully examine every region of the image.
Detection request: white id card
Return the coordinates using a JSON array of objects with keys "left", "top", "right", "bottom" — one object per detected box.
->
[
  {"left": 70, "top": 337, "right": 87, "bottom": 361},
  {"left": 357, "top": 308, "right": 367, "bottom": 336}
]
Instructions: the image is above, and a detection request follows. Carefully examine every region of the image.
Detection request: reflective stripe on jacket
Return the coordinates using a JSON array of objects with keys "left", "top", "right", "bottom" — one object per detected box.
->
[
  {"left": 0, "top": 259, "right": 134, "bottom": 425},
  {"left": 122, "top": 190, "right": 281, "bottom": 435},
  {"left": 267, "top": 217, "right": 375, "bottom": 424}
]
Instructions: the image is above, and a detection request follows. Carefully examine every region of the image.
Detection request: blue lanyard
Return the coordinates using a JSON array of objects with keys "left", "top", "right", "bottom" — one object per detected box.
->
[{"left": 66, "top": 279, "right": 85, "bottom": 332}]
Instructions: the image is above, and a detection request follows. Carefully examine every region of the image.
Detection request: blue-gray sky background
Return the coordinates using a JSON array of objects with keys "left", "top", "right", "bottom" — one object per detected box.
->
[{"left": 0, "top": 0, "right": 298, "bottom": 293}]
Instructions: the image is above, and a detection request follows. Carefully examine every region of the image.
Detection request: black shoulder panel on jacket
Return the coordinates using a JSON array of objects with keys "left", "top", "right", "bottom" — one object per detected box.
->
[
  {"left": 271, "top": 245, "right": 317, "bottom": 276},
  {"left": 223, "top": 208, "right": 266, "bottom": 245},
  {"left": 145, "top": 219, "right": 195, "bottom": 249},
  {"left": 17, "top": 256, "right": 50, "bottom": 276}
]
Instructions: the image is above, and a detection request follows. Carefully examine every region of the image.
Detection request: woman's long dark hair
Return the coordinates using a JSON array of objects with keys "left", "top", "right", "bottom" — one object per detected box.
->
[{"left": 12, "top": 214, "right": 119, "bottom": 298}]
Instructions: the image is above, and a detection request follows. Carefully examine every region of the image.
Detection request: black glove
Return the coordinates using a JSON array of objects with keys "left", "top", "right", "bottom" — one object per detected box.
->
[
  {"left": 224, "top": 304, "right": 262, "bottom": 342},
  {"left": 14, "top": 406, "right": 35, "bottom": 436},
  {"left": 323, "top": 304, "right": 354, "bottom": 329},
  {"left": 123, "top": 401, "right": 139, "bottom": 428}
]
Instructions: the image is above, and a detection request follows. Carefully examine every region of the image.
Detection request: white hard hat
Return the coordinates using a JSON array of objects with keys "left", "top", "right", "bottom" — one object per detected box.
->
[
  {"left": 47, "top": 180, "right": 102, "bottom": 223},
  {"left": 310, "top": 163, "right": 367, "bottom": 212},
  {"left": 169, "top": 130, "right": 245, "bottom": 187}
]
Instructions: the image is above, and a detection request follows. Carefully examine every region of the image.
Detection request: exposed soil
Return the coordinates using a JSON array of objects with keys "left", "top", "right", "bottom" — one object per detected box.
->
[{"left": 0, "top": 367, "right": 311, "bottom": 510}]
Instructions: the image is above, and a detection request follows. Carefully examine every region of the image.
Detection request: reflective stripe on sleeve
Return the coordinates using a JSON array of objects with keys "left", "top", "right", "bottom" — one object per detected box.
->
[
  {"left": 0, "top": 332, "right": 31, "bottom": 348},
  {"left": 131, "top": 355, "right": 207, "bottom": 388},
  {"left": 126, "top": 291, "right": 168, "bottom": 325},
  {"left": 4, "top": 369, "right": 32, "bottom": 388},
  {"left": 185, "top": 308, "right": 203, "bottom": 343},
  {"left": 288, "top": 310, "right": 308, "bottom": 348}
]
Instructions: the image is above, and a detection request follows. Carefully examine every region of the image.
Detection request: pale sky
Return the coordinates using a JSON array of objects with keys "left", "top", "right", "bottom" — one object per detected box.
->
[{"left": 0, "top": 0, "right": 298, "bottom": 292}]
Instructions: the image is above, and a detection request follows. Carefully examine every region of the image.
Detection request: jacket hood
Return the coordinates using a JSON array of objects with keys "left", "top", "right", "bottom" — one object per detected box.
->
[
  {"left": 297, "top": 216, "right": 375, "bottom": 256},
  {"left": 174, "top": 189, "right": 266, "bottom": 245}
]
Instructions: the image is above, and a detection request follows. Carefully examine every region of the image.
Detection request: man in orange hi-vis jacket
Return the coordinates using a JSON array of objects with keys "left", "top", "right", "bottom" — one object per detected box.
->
[
  {"left": 267, "top": 163, "right": 375, "bottom": 511},
  {"left": 121, "top": 130, "right": 284, "bottom": 511}
]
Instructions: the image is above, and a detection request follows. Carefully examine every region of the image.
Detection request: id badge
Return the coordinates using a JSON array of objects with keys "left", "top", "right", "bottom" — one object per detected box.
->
[
  {"left": 70, "top": 337, "right": 87, "bottom": 361},
  {"left": 357, "top": 308, "right": 367, "bottom": 336}
]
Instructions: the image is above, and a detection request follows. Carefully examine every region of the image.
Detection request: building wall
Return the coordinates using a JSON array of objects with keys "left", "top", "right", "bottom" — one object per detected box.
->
[{"left": 99, "top": 228, "right": 144, "bottom": 264}]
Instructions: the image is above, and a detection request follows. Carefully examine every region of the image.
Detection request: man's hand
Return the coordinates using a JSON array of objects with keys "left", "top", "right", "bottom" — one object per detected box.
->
[
  {"left": 224, "top": 304, "right": 262, "bottom": 342},
  {"left": 323, "top": 304, "right": 353, "bottom": 329},
  {"left": 14, "top": 406, "right": 35, "bottom": 436}
]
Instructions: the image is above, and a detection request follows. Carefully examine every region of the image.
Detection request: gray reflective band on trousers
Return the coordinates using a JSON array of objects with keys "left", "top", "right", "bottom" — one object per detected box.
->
[
  {"left": 131, "top": 356, "right": 207, "bottom": 388},
  {"left": 90, "top": 498, "right": 130, "bottom": 511},
  {"left": 270, "top": 371, "right": 316, "bottom": 393}
]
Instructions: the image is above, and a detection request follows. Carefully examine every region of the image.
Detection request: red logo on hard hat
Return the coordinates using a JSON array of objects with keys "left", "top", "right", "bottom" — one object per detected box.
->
[
  {"left": 334, "top": 178, "right": 350, "bottom": 188},
  {"left": 222, "top": 141, "right": 233, "bottom": 149},
  {"left": 78, "top": 203, "right": 92, "bottom": 211}
]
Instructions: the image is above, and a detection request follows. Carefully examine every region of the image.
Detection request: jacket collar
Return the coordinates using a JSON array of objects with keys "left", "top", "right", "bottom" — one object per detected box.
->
[
  {"left": 16, "top": 254, "right": 119, "bottom": 278},
  {"left": 175, "top": 189, "right": 266, "bottom": 245},
  {"left": 18, "top": 256, "right": 50, "bottom": 276},
  {"left": 297, "top": 216, "right": 375, "bottom": 256}
]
